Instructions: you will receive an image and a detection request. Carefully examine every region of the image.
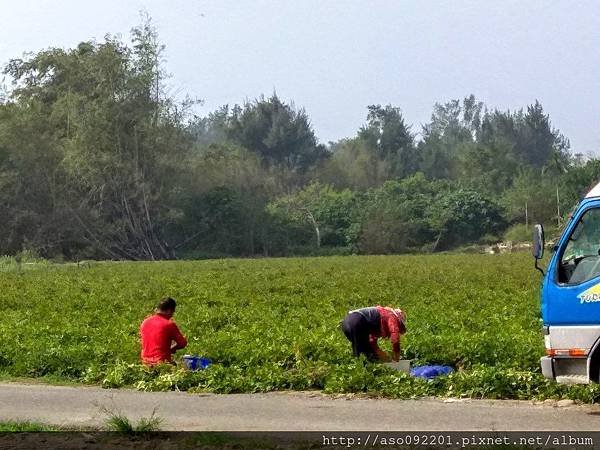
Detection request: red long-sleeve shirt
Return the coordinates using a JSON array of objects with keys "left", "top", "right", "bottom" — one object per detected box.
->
[
  {"left": 140, "top": 314, "right": 187, "bottom": 365},
  {"left": 369, "top": 306, "right": 405, "bottom": 354}
]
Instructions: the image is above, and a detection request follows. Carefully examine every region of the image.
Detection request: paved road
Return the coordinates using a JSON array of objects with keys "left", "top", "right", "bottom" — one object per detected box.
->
[{"left": 1, "top": 382, "right": 600, "bottom": 431}]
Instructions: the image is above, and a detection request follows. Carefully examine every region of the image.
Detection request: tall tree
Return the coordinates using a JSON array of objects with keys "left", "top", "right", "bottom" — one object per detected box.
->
[
  {"left": 419, "top": 95, "right": 483, "bottom": 180},
  {"left": 519, "top": 101, "right": 570, "bottom": 169},
  {"left": 2, "top": 16, "right": 192, "bottom": 260},
  {"left": 223, "top": 94, "right": 327, "bottom": 174},
  {"left": 357, "top": 104, "right": 417, "bottom": 179}
]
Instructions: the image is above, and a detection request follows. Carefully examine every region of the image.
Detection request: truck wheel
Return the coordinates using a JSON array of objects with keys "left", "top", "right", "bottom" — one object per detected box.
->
[{"left": 589, "top": 351, "right": 600, "bottom": 383}]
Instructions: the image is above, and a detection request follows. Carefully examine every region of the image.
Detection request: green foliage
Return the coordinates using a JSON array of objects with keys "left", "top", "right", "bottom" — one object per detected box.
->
[
  {"left": 104, "top": 408, "right": 162, "bottom": 433},
  {"left": 0, "top": 421, "right": 60, "bottom": 432},
  {"left": 560, "top": 159, "right": 600, "bottom": 208},
  {"left": 418, "top": 95, "right": 482, "bottom": 180},
  {"left": 105, "top": 414, "right": 136, "bottom": 434},
  {"left": 1, "top": 16, "right": 191, "bottom": 260},
  {"left": 428, "top": 188, "right": 506, "bottom": 250},
  {"left": 268, "top": 182, "right": 357, "bottom": 248},
  {"left": 218, "top": 94, "right": 327, "bottom": 173},
  {"left": 2, "top": 253, "right": 600, "bottom": 402},
  {"left": 316, "top": 138, "right": 389, "bottom": 190},
  {"left": 501, "top": 169, "right": 566, "bottom": 225},
  {"left": 351, "top": 174, "right": 437, "bottom": 253},
  {"left": 0, "top": 18, "right": 594, "bottom": 261},
  {"left": 348, "top": 174, "right": 504, "bottom": 253},
  {"left": 0, "top": 250, "right": 49, "bottom": 273},
  {"left": 503, "top": 224, "right": 531, "bottom": 243},
  {"left": 357, "top": 104, "right": 417, "bottom": 179}
]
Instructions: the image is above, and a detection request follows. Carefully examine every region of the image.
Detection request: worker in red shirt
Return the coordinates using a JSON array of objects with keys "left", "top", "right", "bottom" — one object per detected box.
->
[
  {"left": 341, "top": 306, "right": 406, "bottom": 362},
  {"left": 140, "top": 297, "right": 188, "bottom": 365}
]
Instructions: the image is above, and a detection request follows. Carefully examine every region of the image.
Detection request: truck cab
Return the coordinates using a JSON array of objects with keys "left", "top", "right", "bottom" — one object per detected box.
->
[{"left": 536, "top": 182, "right": 600, "bottom": 384}]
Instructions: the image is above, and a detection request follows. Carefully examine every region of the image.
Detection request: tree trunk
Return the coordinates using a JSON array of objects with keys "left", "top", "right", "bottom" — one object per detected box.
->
[
  {"left": 304, "top": 209, "right": 320, "bottom": 248},
  {"left": 432, "top": 229, "right": 444, "bottom": 253}
]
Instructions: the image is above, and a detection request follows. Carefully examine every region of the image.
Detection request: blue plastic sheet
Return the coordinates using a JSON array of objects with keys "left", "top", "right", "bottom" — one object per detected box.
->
[{"left": 410, "top": 365, "right": 453, "bottom": 379}]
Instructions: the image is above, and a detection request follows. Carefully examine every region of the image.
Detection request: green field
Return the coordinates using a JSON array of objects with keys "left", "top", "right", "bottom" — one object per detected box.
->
[{"left": 2, "top": 253, "right": 600, "bottom": 401}]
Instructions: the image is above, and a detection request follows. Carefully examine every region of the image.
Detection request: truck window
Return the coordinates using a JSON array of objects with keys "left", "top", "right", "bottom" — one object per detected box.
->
[{"left": 559, "top": 208, "right": 600, "bottom": 284}]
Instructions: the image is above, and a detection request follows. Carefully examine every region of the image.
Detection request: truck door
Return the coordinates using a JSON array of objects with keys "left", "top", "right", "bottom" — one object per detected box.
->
[{"left": 544, "top": 202, "right": 600, "bottom": 356}]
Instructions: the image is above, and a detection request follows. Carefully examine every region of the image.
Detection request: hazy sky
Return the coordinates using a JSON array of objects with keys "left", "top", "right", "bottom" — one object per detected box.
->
[{"left": 2, "top": 1, "right": 600, "bottom": 153}]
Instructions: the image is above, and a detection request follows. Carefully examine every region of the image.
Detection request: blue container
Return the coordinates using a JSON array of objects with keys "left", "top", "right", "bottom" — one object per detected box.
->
[
  {"left": 182, "top": 355, "right": 211, "bottom": 371},
  {"left": 410, "top": 365, "right": 453, "bottom": 380}
]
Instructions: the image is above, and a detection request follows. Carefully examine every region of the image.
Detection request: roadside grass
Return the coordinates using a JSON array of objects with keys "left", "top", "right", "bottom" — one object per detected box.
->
[
  {"left": 102, "top": 407, "right": 162, "bottom": 434},
  {"left": 0, "top": 421, "right": 61, "bottom": 432},
  {"left": 0, "top": 412, "right": 162, "bottom": 435}
]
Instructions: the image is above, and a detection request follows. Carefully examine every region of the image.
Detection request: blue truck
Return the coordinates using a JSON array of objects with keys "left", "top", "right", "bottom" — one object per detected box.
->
[{"left": 534, "top": 182, "right": 600, "bottom": 384}]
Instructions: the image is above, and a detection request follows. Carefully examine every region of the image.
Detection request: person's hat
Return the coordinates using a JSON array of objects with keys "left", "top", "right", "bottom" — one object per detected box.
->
[{"left": 393, "top": 308, "right": 406, "bottom": 324}]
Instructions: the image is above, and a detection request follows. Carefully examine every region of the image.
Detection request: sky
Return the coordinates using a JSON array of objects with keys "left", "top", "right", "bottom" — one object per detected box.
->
[{"left": 1, "top": 0, "right": 600, "bottom": 154}]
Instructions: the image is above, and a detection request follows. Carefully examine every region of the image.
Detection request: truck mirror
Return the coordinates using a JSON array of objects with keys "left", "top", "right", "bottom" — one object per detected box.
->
[{"left": 532, "top": 224, "right": 545, "bottom": 260}]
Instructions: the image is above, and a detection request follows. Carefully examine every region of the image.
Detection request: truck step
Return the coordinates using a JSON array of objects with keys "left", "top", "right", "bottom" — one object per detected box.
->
[{"left": 556, "top": 375, "right": 590, "bottom": 385}]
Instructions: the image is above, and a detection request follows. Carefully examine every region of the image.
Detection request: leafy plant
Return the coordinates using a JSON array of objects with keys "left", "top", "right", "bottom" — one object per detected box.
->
[
  {"left": 103, "top": 408, "right": 162, "bottom": 434},
  {"left": 0, "top": 253, "right": 597, "bottom": 402},
  {"left": 0, "top": 421, "right": 60, "bottom": 432}
]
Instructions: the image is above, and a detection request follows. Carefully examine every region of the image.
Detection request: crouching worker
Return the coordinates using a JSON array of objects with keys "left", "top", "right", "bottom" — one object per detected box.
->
[
  {"left": 341, "top": 306, "right": 406, "bottom": 362},
  {"left": 140, "top": 297, "right": 188, "bottom": 365}
]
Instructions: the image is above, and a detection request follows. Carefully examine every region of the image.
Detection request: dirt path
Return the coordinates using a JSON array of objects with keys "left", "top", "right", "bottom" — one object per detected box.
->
[{"left": 1, "top": 382, "right": 600, "bottom": 431}]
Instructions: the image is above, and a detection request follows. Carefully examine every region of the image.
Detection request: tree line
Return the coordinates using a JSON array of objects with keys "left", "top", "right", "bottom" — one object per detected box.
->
[{"left": 1, "top": 19, "right": 598, "bottom": 260}]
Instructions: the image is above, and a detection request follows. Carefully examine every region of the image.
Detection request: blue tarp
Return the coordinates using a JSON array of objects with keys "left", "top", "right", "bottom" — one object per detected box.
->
[{"left": 410, "top": 365, "right": 453, "bottom": 379}]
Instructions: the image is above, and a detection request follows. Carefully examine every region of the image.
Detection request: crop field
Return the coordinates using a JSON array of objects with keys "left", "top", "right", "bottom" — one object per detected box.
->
[{"left": 2, "top": 253, "right": 600, "bottom": 401}]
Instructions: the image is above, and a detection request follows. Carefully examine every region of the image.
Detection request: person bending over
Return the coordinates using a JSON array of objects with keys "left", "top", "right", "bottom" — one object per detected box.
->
[
  {"left": 140, "top": 297, "right": 188, "bottom": 365},
  {"left": 341, "top": 305, "right": 406, "bottom": 362}
]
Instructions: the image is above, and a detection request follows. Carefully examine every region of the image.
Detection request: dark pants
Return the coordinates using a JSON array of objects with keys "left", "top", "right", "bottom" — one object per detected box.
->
[{"left": 341, "top": 312, "right": 378, "bottom": 360}]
